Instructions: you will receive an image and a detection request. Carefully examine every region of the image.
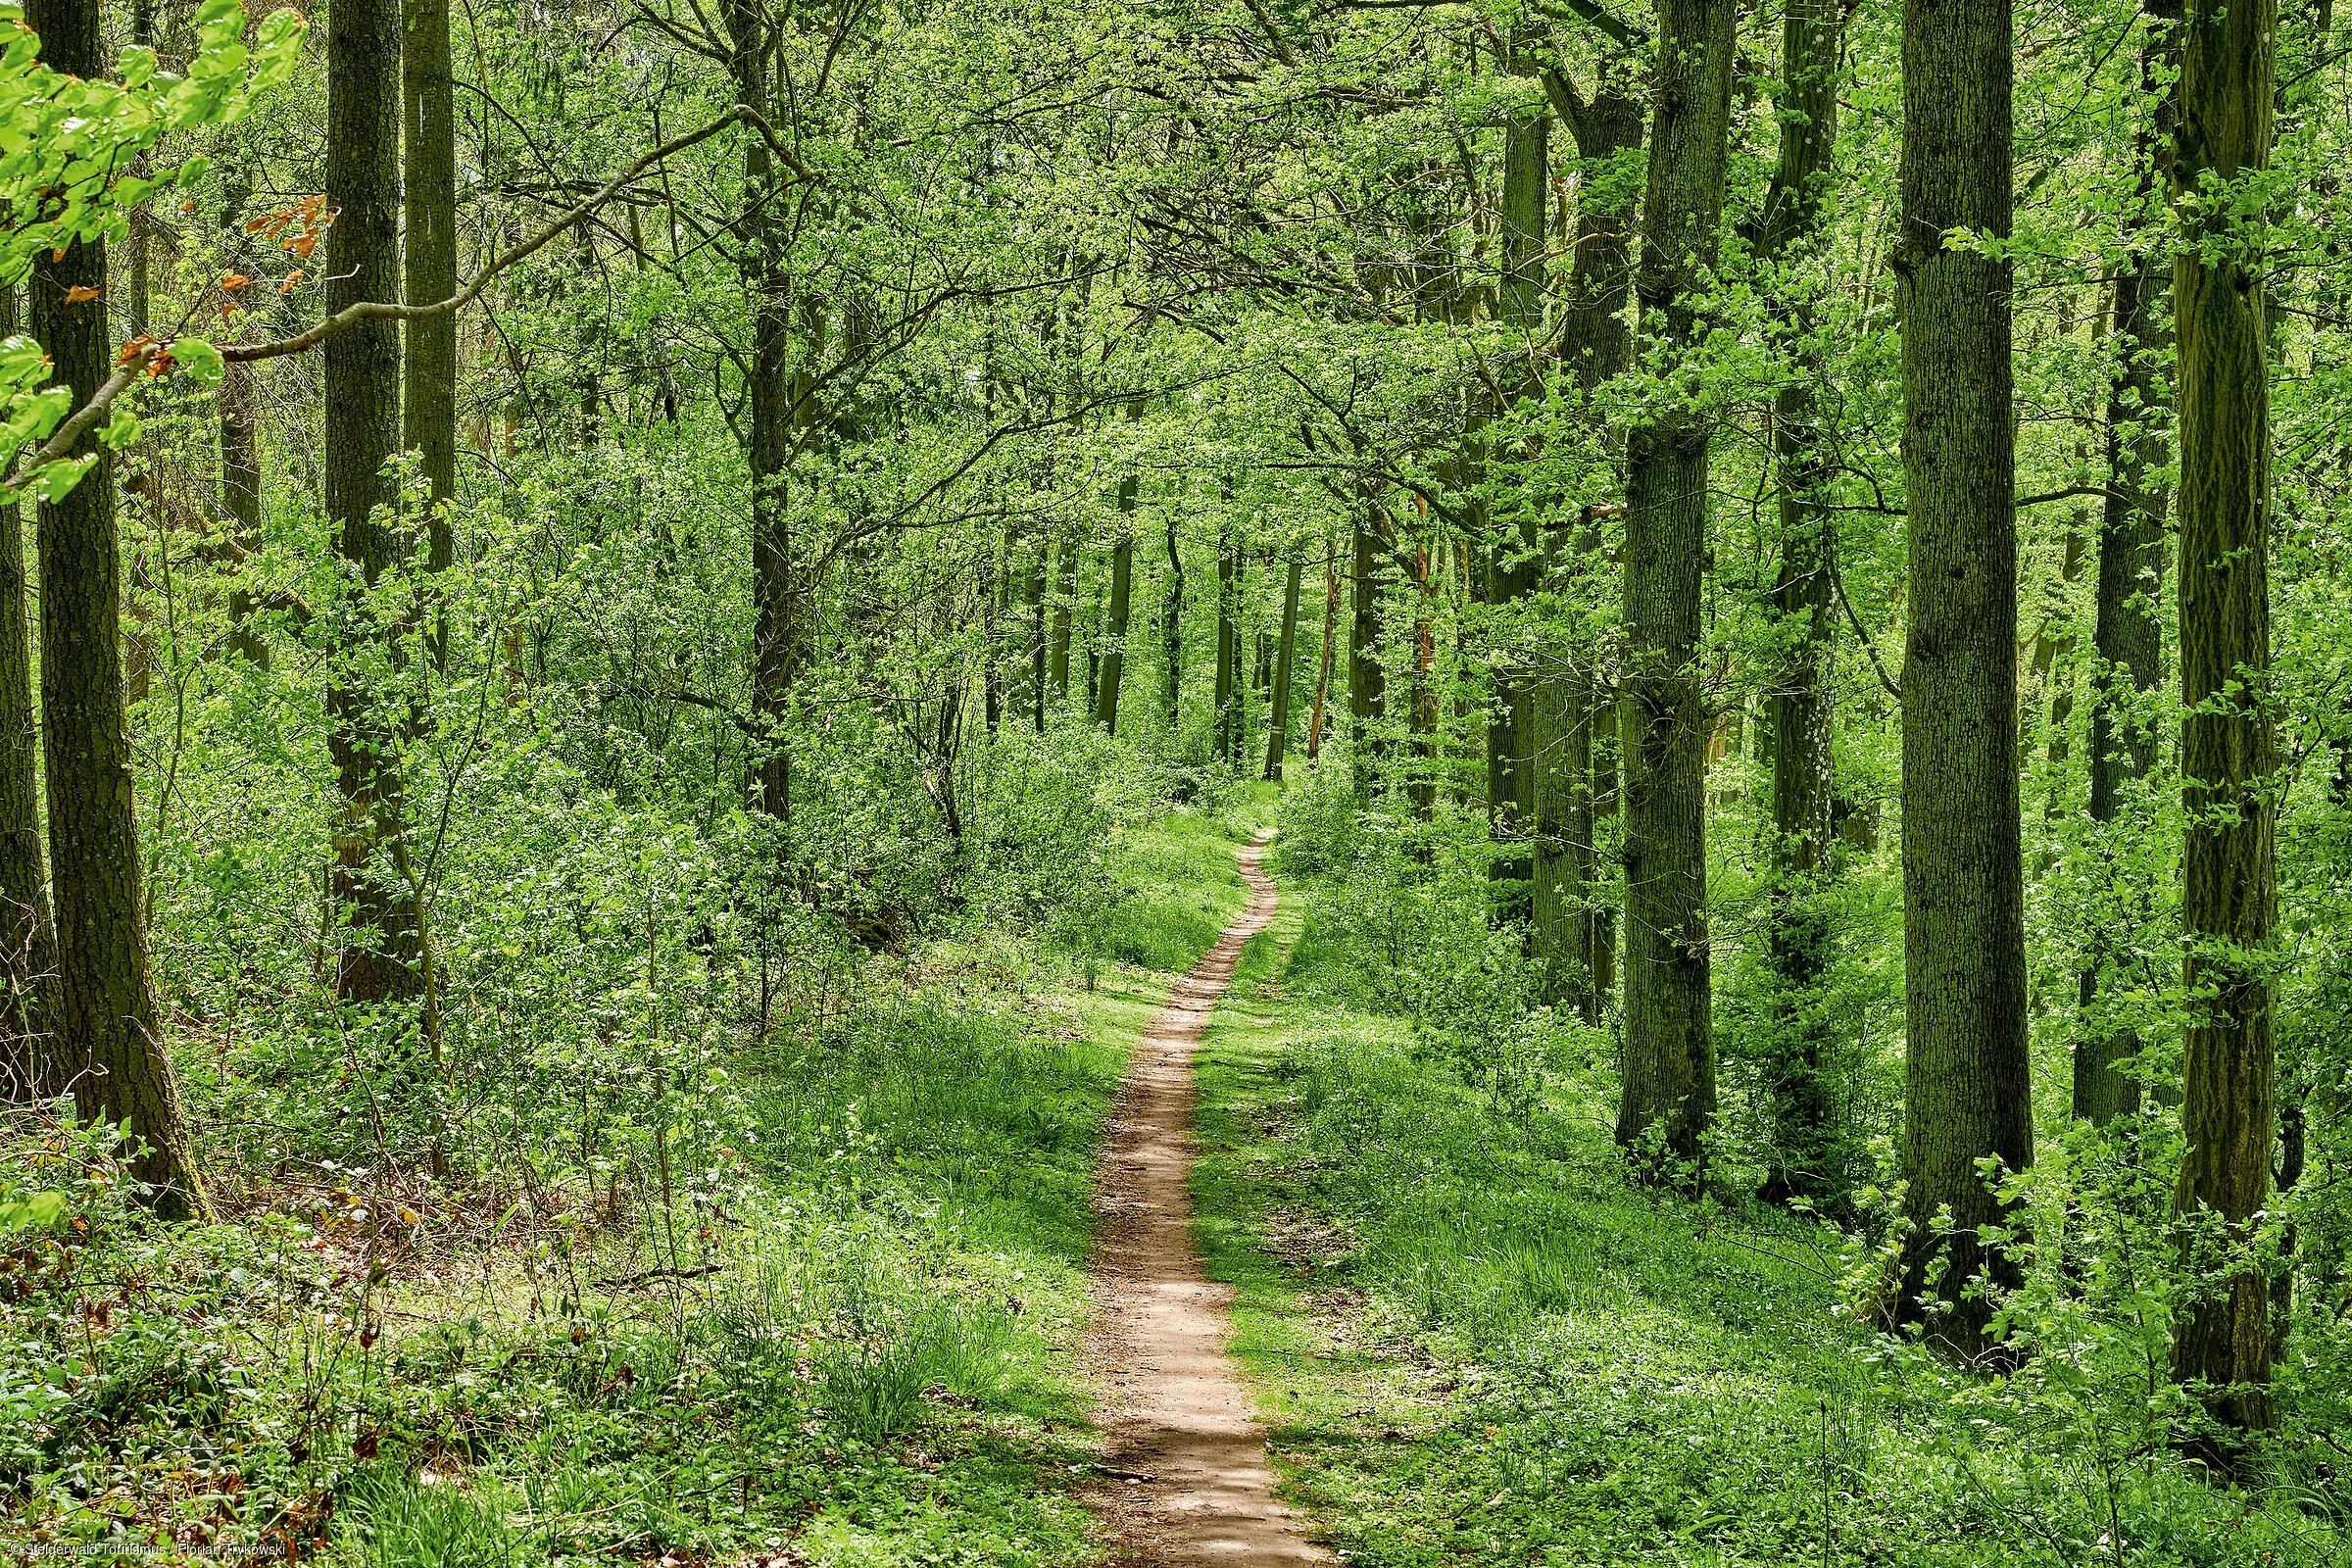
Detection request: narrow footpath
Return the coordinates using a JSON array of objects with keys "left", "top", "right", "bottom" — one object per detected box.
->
[{"left": 1083, "top": 832, "right": 1329, "bottom": 1565}]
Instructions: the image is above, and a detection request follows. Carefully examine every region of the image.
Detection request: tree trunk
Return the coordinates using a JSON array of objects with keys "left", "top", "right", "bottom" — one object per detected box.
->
[
  {"left": 2077, "top": 6, "right": 2180, "bottom": 1126},
  {"left": 1757, "top": 0, "right": 1845, "bottom": 1207},
  {"left": 1533, "top": 68, "right": 1641, "bottom": 1020},
  {"left": 27, "top": 0, "right": 209, "bottom": 1217},
  {"left": 725, "top": 0, "right": 797, "bottom": 820},
  {"left": 403, "top": 0, "right": 458, "bottom": 615},
  {"left": 220, "top": 361, "right": 270, "bottom": 668},
  {"left": 1892, "top": 0, "right": 2033, "bottom": 1354},
  {"left": 1306, "top": 547, "right": 1337, "bottom": 761},
  {"left": 0, "top": 287, "right": 56, "bottom": 1103},
  {"left": 1616, "top": 0, "right": 1735, "bottom": 1175},
  {"left": 1098, "top": 521, "right": 1134, "bottom": 733},
  {"left": 1264, "top": 551, "right": 1302, "bottom": 779},
  {"left": 1486, "top": 108, "right": 1548, "bottom": 884},
  {"left": 1348, "top": 501, "right": 1387, "bottom": 790},
  {"left": 1161, "top": 497, "right": 1182, "bottom": 729},
  {"left": 1051, "top": 531, "right": 1075, "bottom": 701},
  {"left": 1024, "top": 526, "right": 1047, "bottom": 732},
  {"left": 324, "top": 0, "right": 425, "bottom": 1004},
  {"left": 2169, "top": 0, "right": 2278, "bottom": 1449},
  {"left": 1214, "top": 533, "right": 1238, "bottom": 764}
]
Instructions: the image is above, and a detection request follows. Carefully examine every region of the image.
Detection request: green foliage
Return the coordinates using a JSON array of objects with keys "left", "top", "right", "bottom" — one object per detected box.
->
[{"left": 1190, "top": 877, "right": 2351, "bottom": 1567}]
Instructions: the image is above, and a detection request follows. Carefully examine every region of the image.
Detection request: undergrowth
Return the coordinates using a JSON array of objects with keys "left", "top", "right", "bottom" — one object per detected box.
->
[
  {"left": 2, "top": 807, "right": 1250, "bottom": 1566},
  {"left": 1192, "top": 869, "right": 2352, "bottom": 1567}
]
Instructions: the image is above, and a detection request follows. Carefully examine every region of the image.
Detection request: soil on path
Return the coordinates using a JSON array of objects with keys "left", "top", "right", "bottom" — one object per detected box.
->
[{"left": 1083, "top": 834, "right": 1330, "bottom": 1566}]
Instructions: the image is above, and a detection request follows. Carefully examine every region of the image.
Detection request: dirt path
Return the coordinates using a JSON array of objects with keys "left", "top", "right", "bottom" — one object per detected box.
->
[{"left": 1083, "top": 833, "right": 1330, "bottom": 1566}]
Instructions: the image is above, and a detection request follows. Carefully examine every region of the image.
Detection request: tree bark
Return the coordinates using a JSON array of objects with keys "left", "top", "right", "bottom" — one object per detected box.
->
[
  {"left": 1616, "top": 0, "right": 1735, "bottom": 1174},
  {"left": 1051, "top": 530, "right": 1076, "bottom": 701},
  {"left": 1214, "top": 532, "right": 1238, "bottom": 764},
  {"left": 725, "top": 0, "right": 797, "bottom": 820},
  {"left": 1756, "top": 0, "right": 1845, "bottom": 1207},
  {"left": 1024, "top": 525, "right": 1048, "bottom": 732},
  {"left": 1306, "top": 547, "right": 1337, "bottom": 761},
  {"left": 1532, "top": 68, "right": 1640, "bottom": 1021},
  {"left": 1893, "top": 0, "right": 2033, "bottom": 1354},
  {"left": 2077, "top": 5, "right": 2180, "bottom": 1127},
  {"left": 324, "top": 0, "right": 425, "bottom": 1004},
  {"left": 0, "top": 287, "right": 56, "bottom": 1102},
  {"left": 1161, "top": 494, "right": 1182, "bottom": 729},
  {"left": 27, "top": 0, "right": 210, "bottom": 1218},
  {"left": 1264, "top": 550, "right": 1302, "bottom": 779},
  {"left": 220, "top": 361, "right": 270, "bottom": 668},
  {"left": 1348, "top": 500, "right": 1388, "bottom": 791},
  {"left": 403, "top": 0, "right": 458, "bottom": 608},
  {"left": 1098, "top": 520, "right": 1134, "bottom": 733},
  {"left": 2169, "top": 0, "right": 2278, "bottom": 1449},
  {"left": 1486, "top": 108, "right": 1549, "bottom": 884}
]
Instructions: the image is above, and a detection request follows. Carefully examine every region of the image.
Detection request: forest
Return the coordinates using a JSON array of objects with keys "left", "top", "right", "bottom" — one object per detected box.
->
[{"left": 1, "top": 0, "right": 2349, "bottom": 1557}]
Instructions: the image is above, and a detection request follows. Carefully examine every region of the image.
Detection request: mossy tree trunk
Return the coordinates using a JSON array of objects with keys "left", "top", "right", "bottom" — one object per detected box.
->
[
  {"left": 2169, "top": 0, "right": 2278, "bottom": 1450},
  {"left": 1617, "top": 0, "right": 1735, "bottom": 1175}
]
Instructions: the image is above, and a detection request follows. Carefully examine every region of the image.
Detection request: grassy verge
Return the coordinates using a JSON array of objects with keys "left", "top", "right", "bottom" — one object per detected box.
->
[
  {"left": 3, "top": 808, "right": 1252, "bottom": 1567},
  {"left": 1192, "top": 871, "right": 2341, "bottom": 1567}
]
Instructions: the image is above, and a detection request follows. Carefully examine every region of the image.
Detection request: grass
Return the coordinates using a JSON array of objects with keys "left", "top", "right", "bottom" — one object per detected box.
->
[
  {"left": 2, "top": 806, "right": 1259, "bottom": 1568},
  {"left": 1190, "top": 870, "right": 2347, "bottom": 1567}
]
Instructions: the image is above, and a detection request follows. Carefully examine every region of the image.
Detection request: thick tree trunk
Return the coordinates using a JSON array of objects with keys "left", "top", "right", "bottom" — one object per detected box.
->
[
  {"left": 324, "top": 0, "right": 425, "bottom": 1004},
  {"left": 1756, "top": 0, "right": 1845, "bottom": 1207},
  {"left": 1892, "top": 0, "right": 2033, "bottom": 1355},
  {"left": 1533, "top": 72, "right": 1641, "bottom": 1020},
  {"left": 403, "top": 0, "right": 458, "bottom": 606},
  {"left": 2169, "top": 0, "right": 2278, "bottom": 1449},
  {"left": 1616, "top": 0, "right": 1735, "bottom": 1174},
  {"left": 2077, "top": 9, "right": 2179, "bottom": 1126},
  {"left": 0, "top": 288, "right": 55, "bottom": 1103},
  {"left": 1097, "top": 522, "right": 1133, "bottom": 733},
  {"left": 27, "top": 0, "right": 208, "bottom": 1216},
  {"left": 1264, "top": 551, "right": 1302, "bottom": 779}
]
